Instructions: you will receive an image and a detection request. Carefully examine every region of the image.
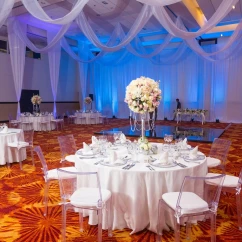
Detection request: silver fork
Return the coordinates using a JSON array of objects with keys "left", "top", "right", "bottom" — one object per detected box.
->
[
  {"left": 146, "top": 165, "right": 155, "bottom": 171},
  {"left": 173, "top": 160, "right": 187, "bottom": 168}
]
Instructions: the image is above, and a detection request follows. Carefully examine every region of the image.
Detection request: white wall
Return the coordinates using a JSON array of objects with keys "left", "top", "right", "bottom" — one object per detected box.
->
[{"left": 0, "top": 49, "right": 79, "bottom": 102}]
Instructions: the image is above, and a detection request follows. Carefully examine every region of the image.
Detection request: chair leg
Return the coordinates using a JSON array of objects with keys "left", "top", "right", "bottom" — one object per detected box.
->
[
  {"left": 17, "top": 149, "right": 23, "bottom": 170},
  {"left": 157, "top": 201, "right": 163, "bottom": 241},
  {"left": 31, "top": 147, "right": 35, "bottom": 166},
  {"left": 186, "top": 220, "right": 192, "bottom": 240},
  {"left": 107, "top": 199, "right": 113, "bottom": 237},
  {"left": 62, "top": 204, "right": 67, "bottom": 242},
  {"left": 79, "top": 210, "right": 84, "bottom": 232},
  {"left": 97, "top": 209, "right": 103, "bottom": 242},
  {"left": 210, "top": 213, "right": 216, "bottom": 242},
  {"left": 43, "top": 180, "right": 50, "bottom": 216},
  {"left": 236, "top": 191, "right": 242, "bottom": 230},
  {"left": 174, "top": 217, "right": 181, "bottom": 242}
]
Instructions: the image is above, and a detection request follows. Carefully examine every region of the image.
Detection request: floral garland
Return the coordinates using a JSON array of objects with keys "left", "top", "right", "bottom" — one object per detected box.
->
[
  {"left": 138, "top": 137, "right": 152, "bottom": 151},
  {"left": 125, "top": 76, "right": 161, "bottom": 114},
  {"left": 174, "top": 109, "right": 207, "bottom": 114},
  {"left": 31, "top": 95, "right": 42, "bottom": 105},
  {"left": 84, "top": 97, "right": 92, "bottom": 104}
]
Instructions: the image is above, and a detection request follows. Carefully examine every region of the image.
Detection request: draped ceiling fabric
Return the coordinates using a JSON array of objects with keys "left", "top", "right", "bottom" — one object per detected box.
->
[
  {"left": 3, "top": 0, "right": 242, "bottom": 122},
  {"left": 7, "top": 18, "right": 26, "bottom": 117}
]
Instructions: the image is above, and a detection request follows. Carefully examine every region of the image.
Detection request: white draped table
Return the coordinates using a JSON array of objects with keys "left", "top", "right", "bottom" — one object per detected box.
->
[
  {"left": 75, "top": 143, "right": 207, "bottom": 234},
  {"left": 20, "top": 115, "right": 55, "bottom": 131},
  {"left": 175, "top": 110, "right": 206, "bottom": 124},
  {"left": 0, "top": 128, "right": 26, "bottom": 165},
  {"left": 75, "top": 112, "right": 102, "bottom": 124}
]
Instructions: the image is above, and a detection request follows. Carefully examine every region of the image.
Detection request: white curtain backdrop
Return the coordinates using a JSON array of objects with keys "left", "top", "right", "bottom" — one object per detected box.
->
[
  {"left": 88, "top": 43, "right": 242, "bottom": 123},
  {"left": 47, "top": 32, "right": 61, "bottom": 116},
  {"left": 7, "top": 18, "right": 26, "bottom": 117}
]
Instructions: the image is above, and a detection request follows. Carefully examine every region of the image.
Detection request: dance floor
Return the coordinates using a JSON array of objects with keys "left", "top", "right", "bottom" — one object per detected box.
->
[
  {"left": 0, "top": 119, "right": 242, "bottom": 242},
  {"left": 96, "top": 124, "right": 228, "bottom": 143}
]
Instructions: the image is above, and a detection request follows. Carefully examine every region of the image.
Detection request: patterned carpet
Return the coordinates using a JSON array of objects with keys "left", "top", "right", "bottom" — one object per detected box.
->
[{"left": 0, "top": 119, "right": 242, "bottom": 242}]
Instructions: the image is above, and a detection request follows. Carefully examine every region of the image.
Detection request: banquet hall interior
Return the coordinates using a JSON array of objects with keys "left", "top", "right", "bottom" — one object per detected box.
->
[{"left": 1, "top": 0, "right": 242, "bottom": 241}]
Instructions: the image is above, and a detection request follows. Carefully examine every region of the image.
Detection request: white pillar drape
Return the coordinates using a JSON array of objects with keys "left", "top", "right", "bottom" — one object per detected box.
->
[
  {"left": 77, "top": 41, "right": 89, "bottom": 110},
  {"left": 8, "top": 18, "right": 26, "bottom": 117},
  {"left": 136, "top": 0, "right": 182, "bottom": 6},
  {"left": 47, "top": 32, "right": 61, "bottom": 116}
]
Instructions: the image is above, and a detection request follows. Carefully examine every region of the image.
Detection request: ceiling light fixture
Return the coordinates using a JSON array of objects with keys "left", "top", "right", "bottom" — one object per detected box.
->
[{"left": 232, "top": 5, "right": 235, "bottom": 9}]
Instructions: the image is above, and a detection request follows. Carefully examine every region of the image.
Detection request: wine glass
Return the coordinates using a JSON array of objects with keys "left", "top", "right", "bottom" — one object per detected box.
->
[{"left": 98, "top": 135, "right": 107, "bottom": 157}]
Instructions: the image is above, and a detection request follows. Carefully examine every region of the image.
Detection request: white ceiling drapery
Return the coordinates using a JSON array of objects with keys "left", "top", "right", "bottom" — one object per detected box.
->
[
  {"left": 0, "top": 0, "right": 14, "bottom": 29},
  {"left": 136, "top": 0, "right": 182, "bottom": 6}
]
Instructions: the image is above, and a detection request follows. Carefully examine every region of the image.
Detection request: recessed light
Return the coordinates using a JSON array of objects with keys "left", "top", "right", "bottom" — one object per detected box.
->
[{"left": 232, "top": 5, "right": 235, "bottom": 9}]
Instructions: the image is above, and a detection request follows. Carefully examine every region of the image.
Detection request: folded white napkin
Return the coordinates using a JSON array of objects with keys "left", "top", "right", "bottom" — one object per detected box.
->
[
  {"left": 189, "top": 146, "right": 198, "bottom": 159},
  {"left": 182, "top": 138, "right": 187, "bottom": 148},
  {"left": 91, "top": 136, "right": 98, "bottom": 146},
  {"left": 0, "top": 126, "right": 8, "bottom": 133},
  {"left": 120, "top": 133, "right": 126, "bottom": 144},
  {"left": 154, "top": 151, "right": 169, "bottom": 165},
  {"left": 82, "top": 142, "right": 93, "bottom": 155},
  {"left": 109, "top": 150, "right": 118, "bottom": 163}
]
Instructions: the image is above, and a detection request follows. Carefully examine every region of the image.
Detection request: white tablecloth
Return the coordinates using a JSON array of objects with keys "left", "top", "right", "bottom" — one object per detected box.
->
[
  {"left": 75, "top": 113, "right": 102, "bottom": 124},
  {"left": 75, "top": 143, "right": 207, "bottom": 234},
  {"left": 0, "top": 128, "right": 26, "bottom": 165},
  {"left": 175, "top": 111, "right": 206, "bottom": 124},
  {"left": 20, "top": 115, "right": 55, "bottom": 131}
]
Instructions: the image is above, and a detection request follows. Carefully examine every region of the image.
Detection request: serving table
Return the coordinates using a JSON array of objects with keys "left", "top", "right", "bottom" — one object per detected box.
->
[
  {"left": 75, "top": 142, "right": 207, "bottom": 234},
  {"left": 0, "top": 128, "right": 26, "bottom": 165},
  {"left": 175, "top": 110, "right": 206, "bottom": 125}
]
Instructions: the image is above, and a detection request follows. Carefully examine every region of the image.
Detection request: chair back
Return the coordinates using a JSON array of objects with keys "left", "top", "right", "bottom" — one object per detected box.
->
[
  {"left": 57, "top": 134, "right": 77, "bottom": 162},
  {"left": 23, "top": 129, "right": 34, "bottom": 146},
  {"left": 209, "top": 138, "right": 231, "bottom": 170},
  {"left": 34, "top": 146, "right": 49, "bottom": 181},
  {"left": 176, "top": 174, "right": 225, "bottom": 217},
  {"left": 57, "top": 169, "right": 103, "bottom": 207}
]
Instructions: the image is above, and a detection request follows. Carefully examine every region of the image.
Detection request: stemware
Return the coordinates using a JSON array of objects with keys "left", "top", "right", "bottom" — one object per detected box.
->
[{"left": 98, "top": 135, "right": 108, "bottom": 157}]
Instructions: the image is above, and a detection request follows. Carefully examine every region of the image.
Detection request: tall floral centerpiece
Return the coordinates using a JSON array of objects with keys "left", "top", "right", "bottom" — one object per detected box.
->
[
  {"left": 84, "top": 96, "right": 92, "bottom": 112},
  {"left": 31, "top": 95, "right": 42, "bottom": 113},
  {"left": 125, "top": 76, "right": 162, "bottom": 143}
]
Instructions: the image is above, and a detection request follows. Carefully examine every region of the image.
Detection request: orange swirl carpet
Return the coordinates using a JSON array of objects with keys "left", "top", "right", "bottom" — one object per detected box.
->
[{"left": 0, "top": 119, "right": 242, "bottom": 242}]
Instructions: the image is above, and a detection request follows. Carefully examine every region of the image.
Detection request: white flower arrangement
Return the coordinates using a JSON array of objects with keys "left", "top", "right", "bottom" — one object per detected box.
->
[
  {"left": 138, "top": 137, "right": 152, "bottom": 151},
  {"left": 85, "top": 97, "right": 92, "bottom": 104},
  {"left": 31, "top": 95, "right": 42, "bottom": 105},
  {"left": 125, "top": 76, "right": 161, "bottom": 114}
]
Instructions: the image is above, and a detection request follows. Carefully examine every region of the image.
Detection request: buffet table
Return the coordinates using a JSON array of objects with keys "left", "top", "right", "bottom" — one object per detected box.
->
[
  {"left": 0, "top": 128, "right": 26, "bottom": 165},
  {"left": 20, "top": 115, "right": 55, "bottom": 131},
  {"left": 174, "top": 109, "right": 207, "bottom": 125},
  {"left": 75, "top": 142, "right": 207, "bottom": 234},
  {"left": 75, "top": 112, "right": 102, "bottom": 124}
]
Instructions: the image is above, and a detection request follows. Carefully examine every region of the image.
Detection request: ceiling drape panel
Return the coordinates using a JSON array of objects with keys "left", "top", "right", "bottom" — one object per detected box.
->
[
  {"left": 0, "top": 0, "right": 15, "bottom": 29},
  {"left": 76, "top": 5, "right": 153, "bottom": 52},
  {"left": 137, "top": 0, "right": 182, "bottom": 6},
  {"left": 13, "top": 18, "right": 71, "bottom": 53},
  {"left": 152, "top": 0, "right": 238, "bottom": 39},
  {"left": 21, "top": 0, "right": 89, "bottom": 25},
  {"left": 47, "top": 31, "right": 61, "bottom": 116},
  {"left": 7, "top": 18, "right": 26, "bottom": 117}
]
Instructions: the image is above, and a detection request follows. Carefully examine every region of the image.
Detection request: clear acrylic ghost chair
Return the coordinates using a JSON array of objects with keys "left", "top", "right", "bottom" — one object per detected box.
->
[
  {"left": 156, "top": 174, "right": 225, "bottom": 242},
  {"left": 66, "top": 110, "right": 77, "bottom": 124},
  {"left": 34, "top": 146, "right": 77, "bottom": 216},
  {"left": 51, "top": 113, "right": 64, "bottom": 130},
  {"left": 206, "top": 138, "right": 231, "bottom": 169},
  {"left": 7, "top": 129, "right": 34, "bottom": 170},
  {"left": 206, "top": 167, "right": 242, "bottom": 230},
  {"left": 76, "top": 112, "right": 86, "bottom": 124},
  {"left": 57, "top": 168, "right": 112, "bottom": 242},
  {"left": 39, "top": 115, "right": 50, "bottom": 131},
  {"left": 57, "top": 134, "right": 77, "bottom": 164},
  {"left": 8, "top": 113, "right": 21, "bottom": 128},
  {"left": 20, "top": 115, "right": 33, "bottom": 131}
]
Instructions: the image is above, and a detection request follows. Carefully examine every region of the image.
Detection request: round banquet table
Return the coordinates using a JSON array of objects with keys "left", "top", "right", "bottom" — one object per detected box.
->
[
  {"left": 0, "top": 128, "right": 26, "bottom": 165},
  {"left": 75, "top": 112, "right": 102, "bottom": 124},
  {"left": 20, "top": 115, "right": 55, "bottom": 131},
  {"left": 74, "top": 143, "right": 208, "bottom": 234}
]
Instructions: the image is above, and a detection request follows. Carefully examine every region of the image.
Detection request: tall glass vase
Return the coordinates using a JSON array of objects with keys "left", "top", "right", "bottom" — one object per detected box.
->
[{"left": 140, "top": 113, "right": 146, "bottom": 142}]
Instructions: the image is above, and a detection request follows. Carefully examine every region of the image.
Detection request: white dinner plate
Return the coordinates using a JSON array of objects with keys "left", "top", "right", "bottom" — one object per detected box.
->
[
  {"left": 76, "top": 149, "right": 99, "bottom": 157},
  {"left": 148, "top": 159, "right": 176, "bottom": 168},
  {"left": 99, "top": 159, "right": 127, "bottom": 167},
  {"left": 183, "top": 154, "right": 205, "bottom": 162}
]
